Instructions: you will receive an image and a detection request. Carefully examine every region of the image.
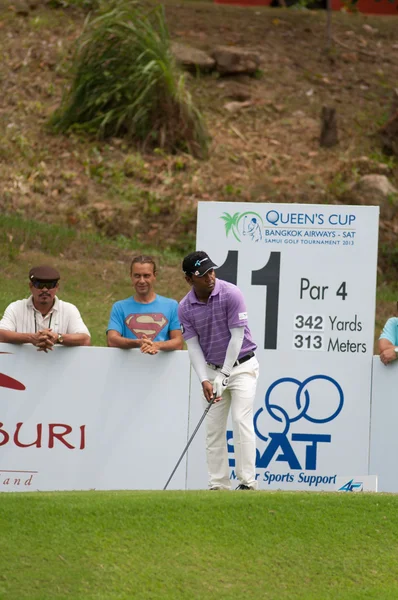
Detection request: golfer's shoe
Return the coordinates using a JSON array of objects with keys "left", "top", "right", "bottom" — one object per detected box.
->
[{"left": 236, "top": 484, "right": 255, "bottom": 490}]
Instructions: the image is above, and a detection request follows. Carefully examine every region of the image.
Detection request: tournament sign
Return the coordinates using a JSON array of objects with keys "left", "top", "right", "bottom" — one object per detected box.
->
[{"left": 186, "top": 202, "right": 379, "bottom": 491}]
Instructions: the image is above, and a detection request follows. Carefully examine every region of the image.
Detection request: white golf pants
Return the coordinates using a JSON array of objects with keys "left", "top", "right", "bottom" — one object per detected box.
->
[{"left": 204, "top": 356, "right": 259, "bottom": 490}]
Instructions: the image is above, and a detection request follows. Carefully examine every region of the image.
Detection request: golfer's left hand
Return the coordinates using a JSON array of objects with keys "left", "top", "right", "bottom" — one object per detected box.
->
[{"left": 213, "top": 372, "right": 229, "bottom": 399}]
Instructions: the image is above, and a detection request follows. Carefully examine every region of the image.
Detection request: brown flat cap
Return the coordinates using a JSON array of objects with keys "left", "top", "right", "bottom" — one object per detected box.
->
[{"left": 29, "top": 265, "right": 60, "bottom": 282}]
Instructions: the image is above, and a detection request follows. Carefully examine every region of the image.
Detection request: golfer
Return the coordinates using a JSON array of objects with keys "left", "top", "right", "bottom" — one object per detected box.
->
[{"left": 178, "top": 250, "right": 259, "bottom": 491}]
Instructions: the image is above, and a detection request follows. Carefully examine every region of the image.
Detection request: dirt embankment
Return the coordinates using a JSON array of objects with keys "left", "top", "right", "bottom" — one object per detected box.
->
[{"left": 0, "top": 1, "right": 397, "bottom": 264}]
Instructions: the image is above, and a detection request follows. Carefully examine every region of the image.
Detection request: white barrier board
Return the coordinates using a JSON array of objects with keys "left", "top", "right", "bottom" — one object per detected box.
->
[
  {"left": 0, "top": 345, "right": 190, "bottom": 492},
  {"left": 0, "top": 346, "right": 394, "bottom": 492},
  {"left": 187, "top": 202, "right": 379, "bottom": 490},
  {"left": 369, "top": 357, "right": 398, "bottom": 492}
]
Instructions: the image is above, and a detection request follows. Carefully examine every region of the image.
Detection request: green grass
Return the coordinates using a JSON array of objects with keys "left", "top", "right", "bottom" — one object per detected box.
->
[
  {"left": 0, "top": 214, "right": 184, "bottom": 262},
  {"left": 0, "top": 491, "right": 398, "bottom": 599}
]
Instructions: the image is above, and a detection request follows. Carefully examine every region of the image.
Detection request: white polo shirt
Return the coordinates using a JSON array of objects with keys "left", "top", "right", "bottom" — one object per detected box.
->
[{"left": 0, "top": 296, "right": 90, "bottom": 336}]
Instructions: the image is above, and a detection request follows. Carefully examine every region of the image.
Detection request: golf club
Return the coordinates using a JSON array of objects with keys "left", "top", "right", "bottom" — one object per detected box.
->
[{"left": 163, "top": 394, "right": 216, "bottom": 490}]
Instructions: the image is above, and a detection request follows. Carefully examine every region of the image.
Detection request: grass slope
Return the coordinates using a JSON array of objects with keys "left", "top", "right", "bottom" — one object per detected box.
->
[
  {"left": 0, "top": 491, "right": 398, "bottom": 599},
  {"left": 0, "top": 1, "right": 397, "bottom": 256}
]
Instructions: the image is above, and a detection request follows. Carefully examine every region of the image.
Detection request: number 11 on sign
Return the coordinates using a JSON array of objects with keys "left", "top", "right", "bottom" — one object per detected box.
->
[{"left": 215, "top": 250, "right": 281, "bottom": 350}]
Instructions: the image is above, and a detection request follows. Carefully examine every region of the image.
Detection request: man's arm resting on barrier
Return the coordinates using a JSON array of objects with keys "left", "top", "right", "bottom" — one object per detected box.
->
[
  {"left": 56, "top": 333, "right": 91, "bottom": 347},
  {"left": 0, "top": 329, "right": 91, "bottom": 350},
  {"left": 379, "top": 338, "right": 398, "bottom": 365},
  {"left": 0, "top": 329, "right": 42, "bottom": 346},
  {"left": 39, "top": 330, "right": 91, "bottom": 349},
  {"left": 107, "top": 329, "right": 145, "bottom": 349}
]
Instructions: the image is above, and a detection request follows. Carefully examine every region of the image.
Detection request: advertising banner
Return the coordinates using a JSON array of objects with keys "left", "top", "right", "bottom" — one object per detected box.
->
[
  {"left": 187, "top": 202, "right": 379, "bottom": 490},
  {"left": 369, "top": 357, "right": 398, "bottom": 492},
  {"left": 0, "top": 345, "right": 190, "bottom": 492}
]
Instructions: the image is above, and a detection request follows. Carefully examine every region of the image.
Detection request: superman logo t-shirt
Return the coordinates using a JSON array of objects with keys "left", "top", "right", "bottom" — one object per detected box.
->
[{"left": 107, "top": 295, "right": 180, "bottom": 342}]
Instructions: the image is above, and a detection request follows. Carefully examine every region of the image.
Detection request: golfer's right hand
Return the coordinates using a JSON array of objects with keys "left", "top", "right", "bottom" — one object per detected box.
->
[{"left": 202, "top": 380, "right": 219, "bottom": 403}]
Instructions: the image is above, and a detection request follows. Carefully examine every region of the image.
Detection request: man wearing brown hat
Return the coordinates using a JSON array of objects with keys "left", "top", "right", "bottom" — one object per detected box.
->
[{"left": 0, "top": 265, "right": 91, "bottom": 352}]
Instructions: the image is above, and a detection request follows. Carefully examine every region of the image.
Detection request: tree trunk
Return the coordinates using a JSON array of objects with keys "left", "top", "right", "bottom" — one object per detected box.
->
[
  {"left": 379, "top": 110, "right": 398, "bottom": 157},
  {"left": 320, "top": 106, "right": 338, "bottom": 148},
  {"left": 389, "top": 88, "right": 398, "bottom": 119}
]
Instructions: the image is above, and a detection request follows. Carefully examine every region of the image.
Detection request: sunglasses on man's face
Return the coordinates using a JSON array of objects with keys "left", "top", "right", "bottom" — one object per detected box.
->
[{"left": 32, "top": 280, "right": 58, "bottom": 290}]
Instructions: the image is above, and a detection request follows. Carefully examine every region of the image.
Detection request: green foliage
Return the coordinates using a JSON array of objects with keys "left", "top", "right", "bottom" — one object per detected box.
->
[
  {"left": 50, "top": 3, "right": 209, "bottom": 158},
  {"left": 379, "top": 242, "right": 398, "bottom": 280},
  {"left": 369, "top": 150, "right": 397, "bottom": 170},
  {"left": 327, "top": 173, "right": 349, "bottom": 198},
  {"left": 223, "top": 183, "right": 242, "bottom": 196}
]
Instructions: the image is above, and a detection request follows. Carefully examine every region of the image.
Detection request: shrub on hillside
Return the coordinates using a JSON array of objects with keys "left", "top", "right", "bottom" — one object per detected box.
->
[{"left": 50, "top": 4, "right": 209, "bottom": 158}]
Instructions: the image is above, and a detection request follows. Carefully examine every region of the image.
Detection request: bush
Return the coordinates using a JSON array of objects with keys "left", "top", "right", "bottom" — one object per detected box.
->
[{"left": 50, "top": 3, "right": 209, "bottom": 158}]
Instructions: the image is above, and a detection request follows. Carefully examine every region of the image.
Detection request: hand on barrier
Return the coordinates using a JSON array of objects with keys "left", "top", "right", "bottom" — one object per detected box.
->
[
  {"left": 212, "top": 371, "right": 230, "bottom": 399},
  {"left": 380, "top": 347, "right": 397, "bottom": 365},
  {"left": 35, "top": 329, "right": 56, "bottom": 353},
  {"left": 140, "top": 335, "right": 159, "bottom": 355}
]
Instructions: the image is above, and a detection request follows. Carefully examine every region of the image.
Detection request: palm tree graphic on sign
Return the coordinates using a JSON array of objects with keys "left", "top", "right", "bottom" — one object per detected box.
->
[{"left": 221, "top": 211, "right": 263, "bottom": 242}]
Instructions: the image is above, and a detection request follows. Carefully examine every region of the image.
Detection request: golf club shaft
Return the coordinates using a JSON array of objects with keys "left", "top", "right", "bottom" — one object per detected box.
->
[{"left": 163, "top": 395, "right": 216, "bottom": 490}]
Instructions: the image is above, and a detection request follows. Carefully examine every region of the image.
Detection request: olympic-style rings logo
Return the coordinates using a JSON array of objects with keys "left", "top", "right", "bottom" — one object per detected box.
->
[{"left": 254, "top": 375, "right": 344, "bottom": 442}]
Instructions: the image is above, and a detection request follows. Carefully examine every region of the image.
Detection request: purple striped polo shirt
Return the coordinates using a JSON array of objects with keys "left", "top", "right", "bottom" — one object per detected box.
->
[{"left": 178, "top": 279, "right": 256, "bottom": 365}]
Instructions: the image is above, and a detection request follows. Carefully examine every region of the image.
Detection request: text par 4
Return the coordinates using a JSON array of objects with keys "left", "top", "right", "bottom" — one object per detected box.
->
[{"left": 216, "top": 251, "right": 351, "bottom": 351}]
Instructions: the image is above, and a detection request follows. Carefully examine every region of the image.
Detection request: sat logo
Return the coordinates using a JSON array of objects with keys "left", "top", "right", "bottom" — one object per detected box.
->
[{"left": 228, "top": 374, "right": 344, "bottom": 471}]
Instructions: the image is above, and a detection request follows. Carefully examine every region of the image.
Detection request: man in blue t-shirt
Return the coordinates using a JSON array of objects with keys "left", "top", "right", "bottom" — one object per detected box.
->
[
  {"left": 107, "top": 255, "right": 183, "bottom": 355},
  {"left": 379, "top": 302, "right": 398, "bottom": 366}
]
